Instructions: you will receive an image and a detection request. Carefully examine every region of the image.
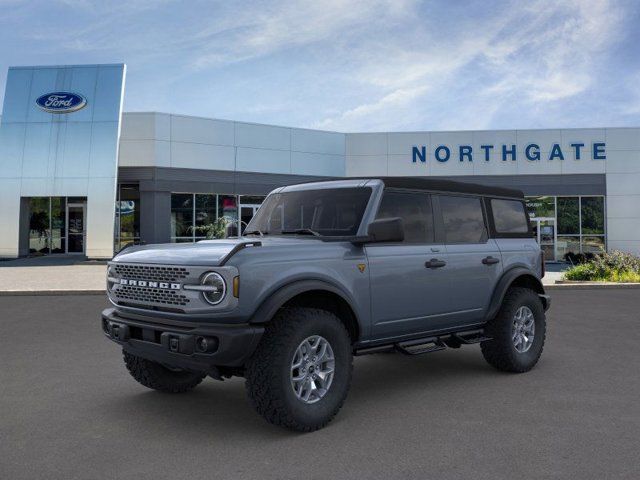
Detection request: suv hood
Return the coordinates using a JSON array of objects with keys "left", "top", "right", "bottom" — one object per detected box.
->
[{"left": 112, "top": 237, "right": 323, "bottom": 266}]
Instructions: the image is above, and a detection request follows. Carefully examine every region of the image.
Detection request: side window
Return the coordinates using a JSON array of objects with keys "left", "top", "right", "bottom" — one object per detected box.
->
[
  {"left": 439, "top": 195, "right": 486, "bottom": 243},
  {"left": 491, "top": 199, "right": 529, "bottom": 234},
  {"left": 375, "top": 191, "right": 434, "bottom": 243}
]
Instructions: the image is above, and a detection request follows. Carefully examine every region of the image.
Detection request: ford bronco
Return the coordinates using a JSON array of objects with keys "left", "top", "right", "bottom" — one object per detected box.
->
[{"left": 102, "top": 177, "right": 550, "bottom": 431}]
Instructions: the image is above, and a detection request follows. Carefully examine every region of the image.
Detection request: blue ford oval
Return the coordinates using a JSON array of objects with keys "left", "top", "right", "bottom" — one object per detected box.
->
[{"left": 35, "top": 92, "right": 87, "bottom": 113}]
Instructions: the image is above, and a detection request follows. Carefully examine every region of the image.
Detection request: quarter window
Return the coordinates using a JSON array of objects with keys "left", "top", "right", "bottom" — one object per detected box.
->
[
  {"left": 491, "top": 199, "right": 529, "bottom": 234},
  {"left": 375, "top": 191, "right": 434, "bottom": 243},
  {"left": 439, "top": 195, "right": 486, "bottom": 243}
]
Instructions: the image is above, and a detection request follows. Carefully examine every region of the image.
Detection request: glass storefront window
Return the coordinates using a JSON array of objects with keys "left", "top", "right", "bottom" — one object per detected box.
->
[
  {"left": 581, "top": 197, "right": 605, "bottom": 234},
  {"left": 50, "top": 197, "right": 66, "bottom": 254},
  {"left": 170, "top": 193, "right": 244, "bottom": 242},
  {"left": 525, "top": 196, "right": 555, "bottom": 219},
  {"left": 581, "top": 236, "right": 606, "bottom": 254},
  {"left": 171, "top": 193, "right": 194, "bottom": 240},
  {"left": 218, "top": 195, "right": 239, "bottom": 236},
  {"left": 526, "top": 195, "right": 606, "bottom": 262},
  {"left": 28, "top": 196, "right": 86, "bottom": 255},
  {"left": 195, "top": 194, "right": 217, "bottom": 239},
  {"left": 557, "top": 236, "right": 581, "bottom": 260},
  {"left": 29, "top": 197, "right": 50, "bottom": 254},
  {"left": 557, "top": 197, "right": 579, "bottom": 235},
  {"left": 114, "top": 184, "right": 141, "bottom": 252},
  {"left": 239, "top": 195, "right": 265, "bottom": 234}
]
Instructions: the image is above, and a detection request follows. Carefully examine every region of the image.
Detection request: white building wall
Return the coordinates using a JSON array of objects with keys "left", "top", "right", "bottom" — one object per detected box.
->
[
  {"left": 604, "top": 128, "right": 640, "bottom": 254},
  {"left": 119, "top": 113, "right": 346, "bottom": 177},
  {"left": 346, "top": 128, "right": 639, "bottom": 255},
  {"left": 346, "top": 129, "right": 611, "bottom": 177}
]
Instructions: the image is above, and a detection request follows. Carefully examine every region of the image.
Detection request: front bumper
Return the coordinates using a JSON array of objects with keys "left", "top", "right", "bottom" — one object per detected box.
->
[{"left": 101, "top": 308, "right": 264, "bottom": 371}]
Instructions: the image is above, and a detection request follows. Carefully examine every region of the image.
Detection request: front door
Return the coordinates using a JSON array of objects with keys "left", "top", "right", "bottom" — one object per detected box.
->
[
  {"left": 66, "top": 203, "right": 86, "bottom": 254},
  {"left": 366, "top": 190, "right": 452, "bottom": 339}
]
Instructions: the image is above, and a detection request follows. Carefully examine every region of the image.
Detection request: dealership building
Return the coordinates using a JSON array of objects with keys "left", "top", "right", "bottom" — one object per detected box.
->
[{"left": 1, "top": 63, "right": 639, "bottom": 261}]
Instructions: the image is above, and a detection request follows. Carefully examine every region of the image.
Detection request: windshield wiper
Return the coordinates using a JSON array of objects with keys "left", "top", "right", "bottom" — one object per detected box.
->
[
  {"left": 244, "top": 229, "right": 267, "bottom": 237},
  {"left": 281, "top": 228, "right": 322, "bottom": 237}
]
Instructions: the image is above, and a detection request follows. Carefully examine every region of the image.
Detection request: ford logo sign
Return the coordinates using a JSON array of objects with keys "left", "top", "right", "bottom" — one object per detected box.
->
[{"left": 35, "top": 92, "right": 87, "bottom": 114}]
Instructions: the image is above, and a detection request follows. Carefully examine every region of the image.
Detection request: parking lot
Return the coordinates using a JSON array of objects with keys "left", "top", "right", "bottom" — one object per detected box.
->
[{"left": 1, "top": 289, "right": 639, "bottom": 480}]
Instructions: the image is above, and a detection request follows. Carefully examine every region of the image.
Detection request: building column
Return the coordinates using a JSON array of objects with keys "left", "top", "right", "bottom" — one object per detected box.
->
[
  {"left": 139, "top": 188, "right": 171, "bottom": 245},
  {"left": 18, "top": 197, "right": 31, "bottom": 257}
]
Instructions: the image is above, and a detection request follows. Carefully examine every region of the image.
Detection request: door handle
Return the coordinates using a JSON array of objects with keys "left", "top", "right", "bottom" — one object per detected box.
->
[
  {"left": 425, "top": 258, "right": 446, "bottom": 269},
  {"left": 482, "top": 256, "right": 500, "bottom": 265}
]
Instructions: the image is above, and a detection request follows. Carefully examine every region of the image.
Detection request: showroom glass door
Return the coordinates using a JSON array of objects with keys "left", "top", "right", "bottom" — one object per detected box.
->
[
  {"left": 66, "top": 203, "right": 86, "bottom": 254},
  {"left": 533, "top": 217, "right": 556, "bottom": 261},
  {"left": 240, "top": 204, "right": 261, "bottom": 234}
]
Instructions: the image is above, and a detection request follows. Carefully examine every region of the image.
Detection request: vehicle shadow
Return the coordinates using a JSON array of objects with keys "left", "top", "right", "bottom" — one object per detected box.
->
[{"left": 98, "top": 348, "right": 499, "bottom": 437}]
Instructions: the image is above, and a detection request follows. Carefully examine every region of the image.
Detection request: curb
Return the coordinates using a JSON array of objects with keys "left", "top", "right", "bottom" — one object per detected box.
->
[
  {"left": 546, "top": 282, "right": 640, "bottom": 290},
  {"left": 0, "top": 289, "right": 106, "bottom": 296}
]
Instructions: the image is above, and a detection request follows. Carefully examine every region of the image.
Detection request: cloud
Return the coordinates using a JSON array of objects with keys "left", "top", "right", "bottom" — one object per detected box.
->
[
  {"left": 0, "top": 0, "right": 636, "bottom": 131},
  {"left": 314, "top": 0, "right": 627, "bottom": 131},
  {"left": 189, "top": 0, "right": 416, "bottom": 69}
]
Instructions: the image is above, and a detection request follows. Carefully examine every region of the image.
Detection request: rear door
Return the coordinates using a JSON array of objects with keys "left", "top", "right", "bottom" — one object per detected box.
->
[
  {"left": 366, "top": 190, "right": 452, "bottom": 339},
  {"left": 434, "top": 194, "right": 503, "bottom": 327}
]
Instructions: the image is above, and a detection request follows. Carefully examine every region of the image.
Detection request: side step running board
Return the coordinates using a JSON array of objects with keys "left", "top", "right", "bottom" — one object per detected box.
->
[
  {"left": 354, "top": 328, "right": 492, "bottom": 357},
  {"left": 450, "top": 329, "right": 492, "bottom": 345},
  {"left": 395, "top": 337, "right": 446, "bottom": 356}
]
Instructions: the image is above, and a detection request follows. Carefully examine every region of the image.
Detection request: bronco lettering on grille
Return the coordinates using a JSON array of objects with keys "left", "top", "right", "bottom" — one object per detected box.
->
[{"left": 119, "top": 279, "right": 181, "bottom": 290}]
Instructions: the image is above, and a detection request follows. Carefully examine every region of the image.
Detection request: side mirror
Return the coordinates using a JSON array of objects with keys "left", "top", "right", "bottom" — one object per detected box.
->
[{"left": 365, "top": 217, "right": 404, "bottom": 243}]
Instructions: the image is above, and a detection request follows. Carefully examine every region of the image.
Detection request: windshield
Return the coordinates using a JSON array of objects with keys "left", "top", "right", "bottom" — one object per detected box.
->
[{"left": 245, "top": 187, "right": 372, "bottom": 237}]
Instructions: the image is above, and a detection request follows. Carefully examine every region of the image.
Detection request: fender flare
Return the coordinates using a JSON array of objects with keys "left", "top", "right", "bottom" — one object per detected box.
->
[
  {"left": 485, "top": 267, "right": 546, "bottom": 321},
  {"left": 249, "top": 279, "right": 361, "bottom": 330}
]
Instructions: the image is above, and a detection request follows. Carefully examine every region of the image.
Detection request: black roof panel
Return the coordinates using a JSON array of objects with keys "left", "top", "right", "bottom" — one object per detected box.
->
[{"left": 357, "top": 177, "right": 524, "bottom": 199}]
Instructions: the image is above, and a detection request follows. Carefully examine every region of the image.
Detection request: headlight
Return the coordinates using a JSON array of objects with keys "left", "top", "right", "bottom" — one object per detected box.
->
[{"left": 201, "top": 272, "right": 226, "bottom": 305}]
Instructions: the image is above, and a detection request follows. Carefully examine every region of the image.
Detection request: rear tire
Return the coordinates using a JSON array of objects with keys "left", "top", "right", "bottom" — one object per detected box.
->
[
  {"left": 123, "top": 350, "right": 206, "bottom": 393},
  {"left": 481, "top": 287, "right": 546, "bottom": 373},
  {"left": 245, "top": 307, "right": 353, "bottom": 432}
]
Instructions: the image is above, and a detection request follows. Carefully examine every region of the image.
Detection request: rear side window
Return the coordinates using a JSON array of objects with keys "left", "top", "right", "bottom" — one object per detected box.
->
[
  {"left": 491, "top": 199, "right": 529, "bottom": 233},
  {"left": 439, "top": 195, "right": 486, "bottom": 243},
  {"left": 375, "top": 191, "right": 434, "bottom": 243}
]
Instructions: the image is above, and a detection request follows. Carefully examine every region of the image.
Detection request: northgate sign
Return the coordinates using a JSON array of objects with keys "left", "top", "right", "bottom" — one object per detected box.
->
[{"left": 412, "top": 142, "right": 606, "bottom": 163}]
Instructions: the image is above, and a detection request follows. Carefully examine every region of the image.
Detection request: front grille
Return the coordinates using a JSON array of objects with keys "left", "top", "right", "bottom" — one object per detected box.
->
[
  {"left": 113, "top": 264, "right": 189, "bottom": 282},
  {"left": 114, "top": 284, "right": 190, "bottom": 307}
]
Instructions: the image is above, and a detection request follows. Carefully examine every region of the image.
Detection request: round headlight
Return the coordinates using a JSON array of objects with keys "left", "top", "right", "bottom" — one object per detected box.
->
[{"left": 201, "top": 272, "right": 226, "bottom": 305}]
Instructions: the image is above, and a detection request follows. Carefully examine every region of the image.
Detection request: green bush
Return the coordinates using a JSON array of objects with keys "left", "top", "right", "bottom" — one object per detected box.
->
[
  {"left": 190, "top": 216, "right": 230, "bottom": 239},
  {"left": 563, "top": 250, "right": 640, "bottom": 282},
  {"left": 564, "top": 264, "right": 596, "bottom": 281}
]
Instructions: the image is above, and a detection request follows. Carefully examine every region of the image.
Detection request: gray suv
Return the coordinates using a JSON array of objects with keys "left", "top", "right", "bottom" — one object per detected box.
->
[{"left": 102, "top": 178, "right": 550, "bottom": 431}]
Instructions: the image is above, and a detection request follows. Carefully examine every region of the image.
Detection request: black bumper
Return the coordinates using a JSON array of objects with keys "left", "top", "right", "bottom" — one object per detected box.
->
[{"left": 101, "top": 308, "right": 264, "bottom": 371}]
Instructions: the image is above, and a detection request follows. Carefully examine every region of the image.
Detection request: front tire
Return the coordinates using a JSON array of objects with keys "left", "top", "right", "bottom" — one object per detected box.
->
[
  {"left": 481, "top": 287, "right": 546, "bottom": 373},
  {"left": 245, "top": 307, "right": 353, "bottom": 432},
  {"left": 123, "top": 350, "right": 206, "bottom": 393}
]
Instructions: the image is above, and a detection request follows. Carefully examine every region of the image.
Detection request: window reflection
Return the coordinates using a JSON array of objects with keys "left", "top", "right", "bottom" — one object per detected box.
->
[
  {"left": 526, "top": 195, "right": 605, "bottom": 261},
  {"left": 581, "top": 197, "right": 604, "bottom": 235}
]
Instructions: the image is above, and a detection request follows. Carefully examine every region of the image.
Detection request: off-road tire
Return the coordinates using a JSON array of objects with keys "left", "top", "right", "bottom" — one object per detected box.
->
[
  {"left": 245, "top": 307, "right": 353, "bottom": 432},
  {"left": 481, "top": 287, "right": 546, "bottom": 373},
  {"left": 123, "top": 350, "right": 206, "bottom": 393}
]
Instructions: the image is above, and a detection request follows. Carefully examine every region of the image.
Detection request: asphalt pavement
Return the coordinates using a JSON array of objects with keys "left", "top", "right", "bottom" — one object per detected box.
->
[{"left": 1, "top": 290, "right": 639, "bottom": 480}]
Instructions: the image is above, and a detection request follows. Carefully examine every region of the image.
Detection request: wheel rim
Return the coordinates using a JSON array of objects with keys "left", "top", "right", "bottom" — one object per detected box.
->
[
  {"left": 512, "top": 306, "right": 535, "bottom": 353},
  {"left": 290, "top": 335, "right": 335, "bottom": 404}
]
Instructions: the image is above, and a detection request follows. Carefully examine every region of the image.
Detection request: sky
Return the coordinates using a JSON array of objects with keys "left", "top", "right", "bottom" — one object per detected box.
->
[{"left": 0, "top": 0, "right": 639, "bottom": 132}]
